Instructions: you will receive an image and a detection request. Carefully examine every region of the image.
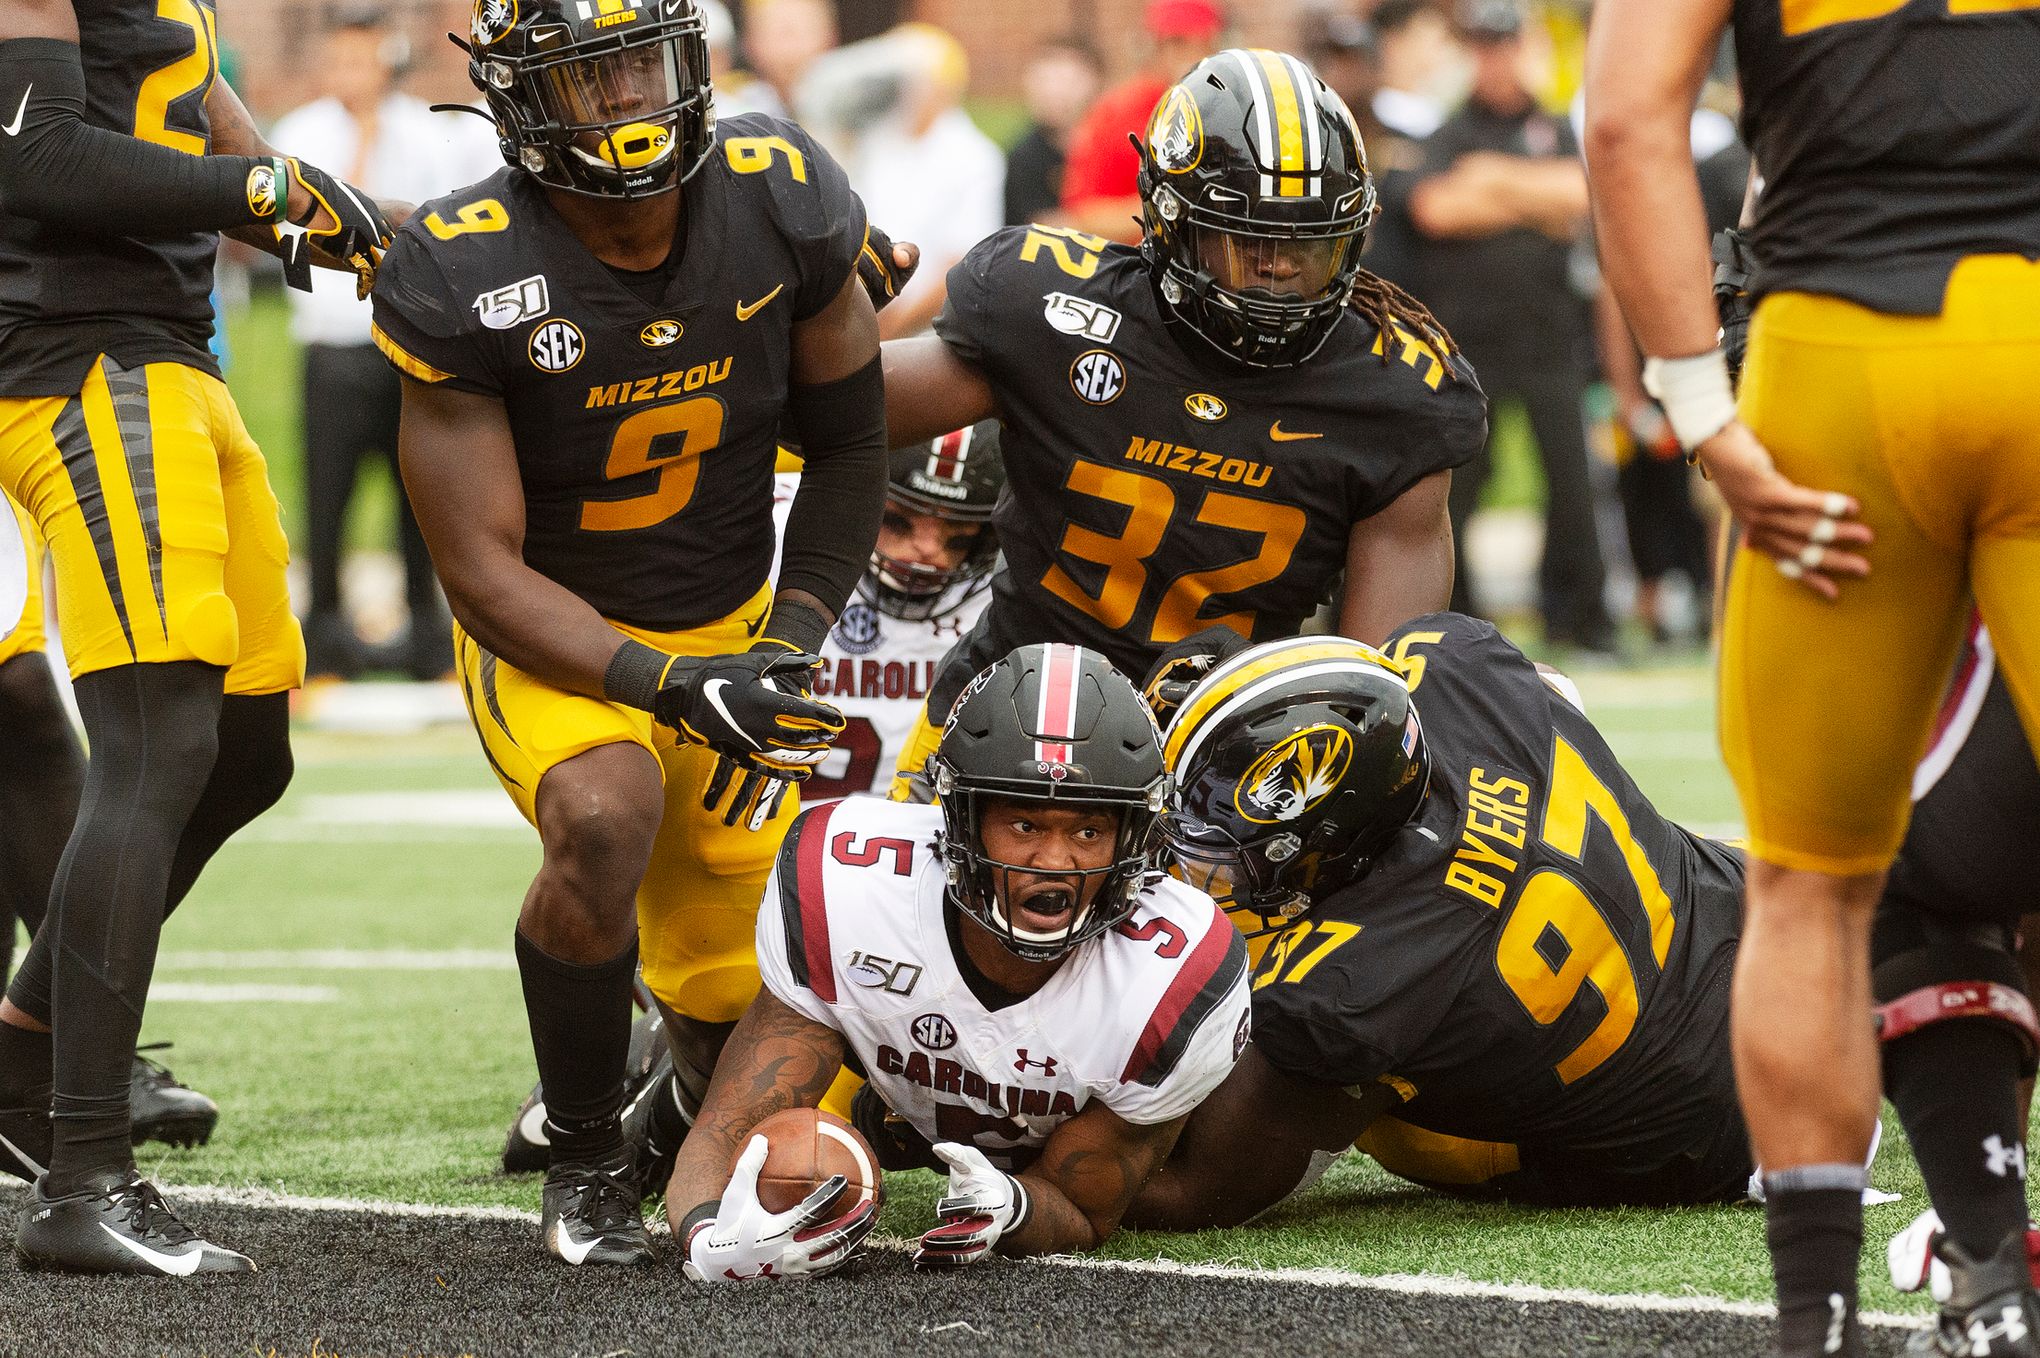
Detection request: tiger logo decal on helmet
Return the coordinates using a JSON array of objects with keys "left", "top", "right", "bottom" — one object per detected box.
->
[{"left": 1235, "top": 724, "right": 1355, "bottom": 825}]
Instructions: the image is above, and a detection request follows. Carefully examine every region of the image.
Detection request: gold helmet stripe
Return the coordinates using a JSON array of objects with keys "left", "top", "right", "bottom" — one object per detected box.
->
[
  {"left": 1250, "top": 48, "right": 1309, "bottom": 198},
  {"left": 1163, "top": 636, "right": 1392, "bottom": 769}
]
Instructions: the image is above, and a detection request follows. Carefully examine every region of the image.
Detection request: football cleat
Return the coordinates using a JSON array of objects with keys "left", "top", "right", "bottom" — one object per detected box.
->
[
  {"left": 501, "top": 1082, "right": 551, "bottom": 1175},
  {"left": 541, "top": 1154, "right": 653, "bottom": 1268},
  {"left": 621, "top": 1056, "right": 688, "bottom": 1203},
  {"left": 1909, "top": 1228, "right": 2040, "bottom": 1357},
  {"left": 15, "top": 1170, "right": 255, "bottom": 1276},
  {"left": 0, "top": 1096, "right": 50, "bottom": 1184},
  {"left": 129, "top": 1044, "right": 219, "bottom": 1150}
]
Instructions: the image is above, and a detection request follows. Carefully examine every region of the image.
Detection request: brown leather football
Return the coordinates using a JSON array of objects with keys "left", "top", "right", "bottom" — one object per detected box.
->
[{"left": 741, "top": 1107, "right": 883, "bottom": 1216}]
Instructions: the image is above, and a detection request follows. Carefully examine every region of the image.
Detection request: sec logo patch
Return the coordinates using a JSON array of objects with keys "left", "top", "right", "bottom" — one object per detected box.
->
[
  {"left": 1070, "top": 349, "right": 1125, "bottom": 405},
  {"left": 911, "top": 1014, "right": 957, "bottom": 1052},
  {"left": 528, "top": 319, "right": 584, "bottom": 373},
  {"left": 832, "top": 600, "right": 883, "bottom": 656}
]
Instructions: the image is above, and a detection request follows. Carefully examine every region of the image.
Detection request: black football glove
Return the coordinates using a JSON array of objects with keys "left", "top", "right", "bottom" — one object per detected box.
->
[
  {"left": 1711, "top": 226, "right": 1755, "bottom": 387},
  {"left": 1141, "top": 624, "right": 1253, "bottom": 728},
  {"left": 279, "top": 157, "right": 392, "bottom": 299},
  {"left": 703, "top": 753, "right": 795, "bottom": 832},
  {"left": 655, "top": 642, "right": 844, "bottom": 777},
  {"left": 857, "top": 223, "right": 919, "bottom": 312}
]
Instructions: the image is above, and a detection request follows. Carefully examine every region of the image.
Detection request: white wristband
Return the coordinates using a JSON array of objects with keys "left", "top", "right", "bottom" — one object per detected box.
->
[{"left": 1641, "top": 349, "right": 1737, "bottom": 452}]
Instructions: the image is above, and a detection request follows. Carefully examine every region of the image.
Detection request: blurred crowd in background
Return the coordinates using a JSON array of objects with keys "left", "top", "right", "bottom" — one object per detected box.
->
[{"left": 215, "top": 0, "right": 1751, "bottom": 684}]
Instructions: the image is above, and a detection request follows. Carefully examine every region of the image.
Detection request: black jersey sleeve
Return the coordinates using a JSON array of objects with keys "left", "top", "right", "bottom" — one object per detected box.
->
[
  {"left": 732, "top": 116, "right": 869, "bottom": 321},
  {"left": 368, "top": 227, "right": 506, "bottom": 397},
  {"left": 1250, "top": 897, "right": 1479, "bottom": 1090},
  {"left": 930, "top": 227, "right": 1014, "bottom": 371},
  {"left": 1342, "top": 321, "right": 1487, "bottom": 521}
]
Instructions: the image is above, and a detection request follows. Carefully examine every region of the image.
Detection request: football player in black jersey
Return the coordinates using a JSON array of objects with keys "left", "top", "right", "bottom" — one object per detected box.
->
[
  {"left": 371, "top": 0, "right": 886, "bottom": 1266},
  {"left": 1588, "top": 4, "right": 2040, "bottom": 1351},
  {"left": 878, "top": 49, "right": 1487, "bottom": 799},
  {"left": 1127, "top": 621, "right": 1754, "bottom": 1225},
  {"left": 0, "top": 0, "right": 393, "bottom": 1275}
]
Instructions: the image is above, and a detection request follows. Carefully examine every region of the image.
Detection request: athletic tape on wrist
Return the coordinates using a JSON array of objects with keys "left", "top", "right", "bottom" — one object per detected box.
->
[
  {"left": 1642, "top": 349, "right": 1737, "bottom": 452},
  {"left": 764, "top": 599, "right": 830, "bottom": 656},
  {"left": 604, "top": 638, "right": 676, "bottom": 711}
]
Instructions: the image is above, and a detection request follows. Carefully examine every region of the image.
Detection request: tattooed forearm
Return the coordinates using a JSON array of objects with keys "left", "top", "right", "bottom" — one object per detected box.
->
[
  {"left": 1003, "top": 1109, "right": 1186, "bottom": 1256},
  {"left": 665, "top": 990, "right": 845, "bottom": 1225}
]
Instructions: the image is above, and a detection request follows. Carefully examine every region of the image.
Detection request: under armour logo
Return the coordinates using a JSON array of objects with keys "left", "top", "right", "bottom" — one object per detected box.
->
[
  {"left": 723, "top": 1263, "right": 777, "bottom": 1280},
  {"left": 1014, "top": 1050, "right": 1058, "bottom": 1076},
  {"left": 1824, "top": 1293, "right": 1847, "bottom": 1355},
  {"left": 1967, "top": 1304, "right": 2029, "bottom": 1355},
  {"left": 1984, "top": 1134, "right": 2027, "bottom": 1180}
]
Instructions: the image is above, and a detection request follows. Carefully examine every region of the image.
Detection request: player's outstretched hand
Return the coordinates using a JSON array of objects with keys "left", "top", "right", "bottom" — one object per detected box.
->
[
  {"left": 1695, "top": 420, "right": 1873, "bottom": 601},
  {"left": 1142, "top": 623, "right": 1252, "bottom": 727},
  {"left": 655, "top": 643, "right": 843, "bottom": 776},
  {"left": 277, "top": 158, "right": 394, "bottom": 299},
  {"left": 858, "top": 223, "right": 920, "bottom": 311},
  {"left": 703, "top": 756, "right": 792, "bottom": 833},
  {"left": 913, "top": 1142, "right": 1031, "bottom": 1269},
  {"left": 683, "top": 1136, "right": 877, "bottom": 1283}
]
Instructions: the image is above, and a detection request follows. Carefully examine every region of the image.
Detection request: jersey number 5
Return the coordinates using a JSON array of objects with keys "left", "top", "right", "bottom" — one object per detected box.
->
[{"left": 580, "top": 397, "right": 726, "bottom": 533}]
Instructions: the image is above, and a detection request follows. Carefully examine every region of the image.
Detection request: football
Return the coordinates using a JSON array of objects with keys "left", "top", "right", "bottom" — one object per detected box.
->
[{"left": 741, "top": 1108, "right": 884, "bottom": 1217}]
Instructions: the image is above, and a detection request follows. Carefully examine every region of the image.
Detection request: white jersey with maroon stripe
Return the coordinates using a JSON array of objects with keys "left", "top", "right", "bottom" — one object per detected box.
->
[
  {"left": 771, "top": 473, "right": 992, "bottom": 801},
  {"left": 755, "top": 798, "right": 1251, "bottom": 1168}
]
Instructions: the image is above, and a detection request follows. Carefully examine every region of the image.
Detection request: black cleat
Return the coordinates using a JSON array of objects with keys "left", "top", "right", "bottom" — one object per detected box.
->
[
  {"left": 503, "top": 1004, "right": 669, "bottom": 1175},
  {"left": 541, "top": 1155, "right": 652, "bottom": 1268},
  {"left": 129, "top": 1044, "right": 219, "bottom": 1150},
  {"left": 15, "top": 1170, "right": 255, "bottom": 1276},
  {"left": 621, "top": 1056, "right": 688, "bottom": 1203},
  {"left": 1913, "top": 1230, "right": 2040, "bottom": 1357},
  {"left": 0, "top": 1097, "right": 49, "bottom": 1185}
]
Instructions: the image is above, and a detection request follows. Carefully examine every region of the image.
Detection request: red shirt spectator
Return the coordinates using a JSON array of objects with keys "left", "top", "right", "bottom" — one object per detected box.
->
[{"left": 1057, "top": 0, "right": 1225, "bottom": 242}]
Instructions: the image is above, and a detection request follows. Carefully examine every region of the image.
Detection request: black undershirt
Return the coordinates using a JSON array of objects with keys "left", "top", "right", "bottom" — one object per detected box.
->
[
  {"left": 944, "top": 900, "right": 1034, "bottom": 1013},
  {"left": 602, "top": 207, "right": 690, "bottom": 304}
]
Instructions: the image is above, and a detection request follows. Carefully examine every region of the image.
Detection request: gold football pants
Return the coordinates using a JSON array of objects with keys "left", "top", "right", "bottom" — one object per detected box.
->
[
  {"left": 0, "top": 357, "right": 302, "bottom": 690},
  {"left": 453, "top": 583, "right": 790, "bottom": 1023},
  {"left": 1724, "top": 254, "right": 2040, "bottom": 875}
]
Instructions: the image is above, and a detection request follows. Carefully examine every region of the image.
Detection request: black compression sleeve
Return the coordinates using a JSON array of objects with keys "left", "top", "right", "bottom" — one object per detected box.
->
[
  {"left": 780, "top": 355, "right": 887, "bottom": 618},
  {"left": 0, "top": 39, "right": 278, "bottom": 234}
]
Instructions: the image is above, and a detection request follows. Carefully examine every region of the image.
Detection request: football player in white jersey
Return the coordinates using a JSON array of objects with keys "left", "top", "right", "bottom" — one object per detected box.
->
[
  {"left": 667, "top": 643, "right": 1251, "bottom": 1279},
  {"left": 784, "top": 421, "right": 1002, "bottom": 804}
]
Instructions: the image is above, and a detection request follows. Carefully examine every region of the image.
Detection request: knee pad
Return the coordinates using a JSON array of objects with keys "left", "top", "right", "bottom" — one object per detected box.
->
[{"left": 1874, "top": 913, "right": 2040, "bottom": 1077}]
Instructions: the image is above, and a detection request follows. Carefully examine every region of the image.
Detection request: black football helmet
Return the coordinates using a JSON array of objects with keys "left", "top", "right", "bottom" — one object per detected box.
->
[
  {"left": 460, "top": 0, "right": 715, "bottom": 198},
  {"left": 1160, "top": 636, "right": 1429, "bottom": 933},
  {"left": 861, "top": 421, "right": 1005, "bottom": 623},
  {"left": 929, "top": 644, "right": 1171, "bottom": 962},
  {"left": 1137, "top": 48, "right": 1377, "bottom": 369}
]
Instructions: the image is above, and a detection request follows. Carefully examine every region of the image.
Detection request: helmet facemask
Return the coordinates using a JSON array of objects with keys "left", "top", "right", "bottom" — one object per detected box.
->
[
  {"left": 860, "top": 493, "right": 998, "bottom": 623},
  {"left": 468, "top": 6, "right": 715, "bottom": 199},
  {"left": 1161, "top": 801, "right": 1368, "bottom": 938}
]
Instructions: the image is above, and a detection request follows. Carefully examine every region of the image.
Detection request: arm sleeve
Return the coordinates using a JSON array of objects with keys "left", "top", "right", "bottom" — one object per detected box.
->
[
  {"left": 777, "top": 355, "right": 886, "bottom": 620},
  {"left": 0, "top": 39, "right": 276, "bottom": 234},
  {"left": 752, "top": 815, "right": 840, "bottom": 1029},
  {"left": 367, "top": 229, "right": 505, "bottom": 396}
]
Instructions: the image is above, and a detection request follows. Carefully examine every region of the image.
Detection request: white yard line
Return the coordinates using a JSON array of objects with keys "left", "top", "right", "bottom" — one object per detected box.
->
[
  {"left": 148, "top": 983, "right": 339, "bottom": 1003},
  {"left": 155, "top": 949, "right": 515, "bottom": 972},
  {"left": 141, "top": 1184, "right": 1925, "bottom": 1331}
]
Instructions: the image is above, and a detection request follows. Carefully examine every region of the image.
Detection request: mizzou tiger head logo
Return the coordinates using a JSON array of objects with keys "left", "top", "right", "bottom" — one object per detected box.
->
[
  {"left": 1234, "top": 725, "right": 1354, "bottom": 825},
  {"left": 472, "top": 0, "right": 517, "bottom": 45},
  {"left": 639, "top": 319, "right": 684, "bottom": 348},
  {"left": 1149, "top": 85, "right": 1204, "bottom": 175}
]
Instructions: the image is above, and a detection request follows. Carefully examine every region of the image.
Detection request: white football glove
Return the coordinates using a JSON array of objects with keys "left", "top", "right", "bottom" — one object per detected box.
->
[
  {"left": 913, "top": 1142, "right": 1031, "bottom": 1269},
  {"left": 683, "top": 1135, "right": 877, "bottom": 1283},
  {"left": 1889, "top": 1208, "right": 2040, "bottom": 1303}
]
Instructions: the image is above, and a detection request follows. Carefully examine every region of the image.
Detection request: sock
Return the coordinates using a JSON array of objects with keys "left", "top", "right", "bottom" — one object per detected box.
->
[
  {"left": 0, "top": 1016, "right": 53, "bottom": 1102},
  {"left": 43, "top": 663, "right": 224, "bottom": 1196},
  {"left": 1885, "top": 1021, "right": 2031, "bottom": 1258},
  {"left": 1764, "top": 1165, "right": 1867, "bottom": 1358},
  {"left": 516, "top": 931, "right": 635, "bottom": 1166}
]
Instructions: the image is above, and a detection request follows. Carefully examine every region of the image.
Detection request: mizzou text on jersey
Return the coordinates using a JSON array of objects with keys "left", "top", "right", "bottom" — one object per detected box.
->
[
  {"left": 927, "top": 224, "right": 1485, "bottom": 695},
  {"left": 1250, "top": 614, "right": 1751, "bottom": 1205}
]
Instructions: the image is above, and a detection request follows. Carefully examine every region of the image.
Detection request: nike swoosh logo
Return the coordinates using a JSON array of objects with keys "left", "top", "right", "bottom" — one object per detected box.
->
[
  {"left": 1269, "top": 422, "right": 1322, "bottom": 442},
  {"left": 2, "top": 86, "right": 31, "bottom": 138},
  {"left": 703, "top": 679, "right": 760, "bottom": 748},
  {"left": 99, "top": 1222, "right": 202, "bottom": 1276},
  {"left": 744, "top": 609, "right": 769, "bottom": 638},
  {"left": 552, "top": 1220, "right": 600, "bottom": 1266},
  {"left": 735, "top": 284, "right": 784, "bottom": 322}
]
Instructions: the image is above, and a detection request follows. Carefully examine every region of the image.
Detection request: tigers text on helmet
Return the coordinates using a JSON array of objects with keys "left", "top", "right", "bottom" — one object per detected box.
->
[
  {"left": 1137, "top": 49, "right": 1377, "bottom": 369},
  {"left": 462, "top": 0, "right": 715, "bottom": 198},
  {"left": 929, "top": 644, "right": 1171, "bottom": 963},
  {"left": 861, "top": 421, "right": 1006, "bottom": 623},
  {"left": 1161, "top": 636, "right": 1428, "bottom": 934}
]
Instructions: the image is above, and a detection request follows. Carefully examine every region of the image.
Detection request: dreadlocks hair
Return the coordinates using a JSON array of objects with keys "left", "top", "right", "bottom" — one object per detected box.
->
[{"left": 1351, "top": 270, "right": 1463, "bottom": 381}]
